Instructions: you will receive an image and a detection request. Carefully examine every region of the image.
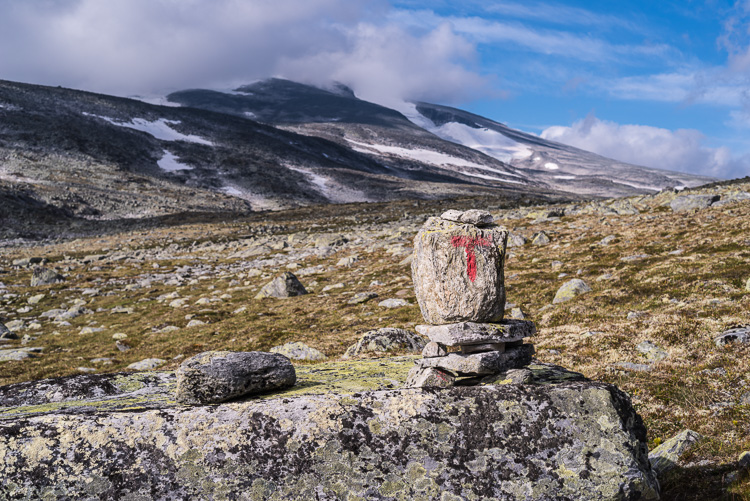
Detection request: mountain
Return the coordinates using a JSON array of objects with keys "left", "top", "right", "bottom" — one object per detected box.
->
[
  {"left": 0, "top": 77, "right": 716, "bottom": 239},
  {"left": 0, "top": 79, "right": 565, "bottom": 238},
  {"left": 169, "top": 79, "right": 715, "bottom": 198},
  {"left": 410, "top": 102, "right": 715, "bottom": 197}
]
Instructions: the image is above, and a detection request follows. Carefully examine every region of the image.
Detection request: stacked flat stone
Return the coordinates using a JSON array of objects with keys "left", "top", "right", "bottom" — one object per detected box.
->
[{"left": 406, "top": 209, "right": 536, "bottom": 388}]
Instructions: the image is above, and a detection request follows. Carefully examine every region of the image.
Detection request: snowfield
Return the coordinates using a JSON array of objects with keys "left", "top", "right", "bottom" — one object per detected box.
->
[
  {"left": 83, "top": 114, "right": 214, "bottom": 145},
  {"left": 157, "top": 151, "right": 193, "bottom": 172}
]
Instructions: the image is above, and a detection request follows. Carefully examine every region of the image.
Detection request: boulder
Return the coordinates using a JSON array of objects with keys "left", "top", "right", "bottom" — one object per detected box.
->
[
  {"left": 507, "top": 233, "right": 528, "bottom": 247},
  {"left": 126, "top": 358, "right": 166, "bottom": 371},
  {"left": 553, "top": 278, "right": 592, "bottom": 304},
  {"left": 649, "top": 429, "right": 703, "bottom": 478},
  {"left": 176, "top": 351, "right": 296, "bottom": 404},
  {"left": 343, "top": 327, "right": 426, "bottom": 359},
  {"left": 416, "top": 320, "right": 535, "bottom": 346},
  {"left": 0, "top": 359, "right": 659, "bottom": 500},
  {"left": 270, "top": 342, "right": 326, "bottom": 361},
  {"left": 531, "top": 231, "right": 550, "bottom": 246},
  {"left": 412, "top": 216, "right": 508, "bottom": 324},
  {"left": 30, "top": 266, "right": 64, "bottom": 287},
  {"left": 346, "top": 291, "right": 378, "bottom": 304},
  {"left": 636, "top": 340, "right": 668, "bottom": 361},
  {"left": 255, "top": 272, "right": 308, "bottom": 299},
  {"left": 714, "top": 326, "right": 750, "bottom": 347},
  {"left": 377, "top": 298, "right": 409, "bottom": 308},
  {"left": 0, "top": 322, "right": 17, "bottom": 340},
  {"left": 669, "top": 194, "right": 720, "bottom": 213}
]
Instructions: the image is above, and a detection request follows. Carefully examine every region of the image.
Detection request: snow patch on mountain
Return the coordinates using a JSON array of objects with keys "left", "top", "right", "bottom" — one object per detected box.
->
[
  {"left": 157, "top": 151, "right": 192, "bottom": 172},
  {"left": 286, "top": 165, "right": 371, "bottom": 203},
  {"left": 83, "top": 113, "right": 214, "bottom": 145},
  {"left": 544, "top": 162, "right": 559, "bottom": 170}
]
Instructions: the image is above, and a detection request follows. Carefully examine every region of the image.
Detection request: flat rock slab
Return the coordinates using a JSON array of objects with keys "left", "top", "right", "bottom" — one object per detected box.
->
[
  {"left": 176, "top": 351, "right": 296, "bottom": 404},
  {"left": 412, "top": 216, "right": 508, "bottom": 324},
  {"left": 0, "top": 359, "right": 658, "bottom": 500},
  {"left": 714, "top": 326, "right": 750, "bottom": 347},
  {"left": 416, "top": 319, "right": 536, "bottom": 346},
  {"left": 417, "top": 343, "right": 535, "bottom": 375}
]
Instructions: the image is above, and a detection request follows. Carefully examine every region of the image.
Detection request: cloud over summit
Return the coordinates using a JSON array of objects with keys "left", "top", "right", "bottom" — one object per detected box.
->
[{"left": 0, "top": 0, "right": 485, "bottom": 106}]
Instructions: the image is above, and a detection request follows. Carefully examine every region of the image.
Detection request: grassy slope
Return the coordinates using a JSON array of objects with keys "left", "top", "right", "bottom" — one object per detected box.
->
[{"left": 1, "top": 188, "right": 750, "bottom": 499}]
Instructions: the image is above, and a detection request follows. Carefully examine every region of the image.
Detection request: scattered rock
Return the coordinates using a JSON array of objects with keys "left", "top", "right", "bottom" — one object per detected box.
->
[
  {"left": 270, "top": 342, "right": 326, "bottom": 361},
  {"left": 112, "top": 333, "right": 128, "bottom": 340},
  {"left": 255, "top": 272, "right": 308, "bottom": 299},
  {"left": 509, "top": 307, "right": 526, "bottom": 320},
  {"left": 347, "top": 292, "right": 378, "bottom": 304},
  {"left": 0, "top": 347, "right": 43, "bottom": 362},
  {"left": 115, "top": 341, "right": 131, "bottom": 352},
  {"left": 670, "top": 194, "right": 720, "bottom": 213},
  {"left": 186, "top": 319, "right": 206, "bottom": 328},
  {"left": 412, "top": 214, "right": 508, "bottom": 324},
  {"left": 175, "top": 351, "right": 296, "bottom": 404},
  {"left": 336, "top": 256, "right": 358, "bottom": 267},
  {"left": 627, "top": 311, "right": 647, "bottom": 320},
  {"left": 636, "top": 341, "right": 668, "bottom": 361},
  {"left": 507, "top": 233, "right": 527, "bottom": 247},
  {"left": 552, "top": 279, "right": 592, "bottom": 304},
  {"left": 321, "top": 283, "right": 344, "bottom": 292},
  {"left": 27, "top": 294, "right": 45, "bottom": 305},
  {"left": 127, "top": 358, "right": 166, "bottom": 371},
  {"left": 0, "top": 322, "right": 18, "bottom": 340},
  {"left": 616, "top": 362, "right": 653, "bottom": 372},
  {"left": 599, "top": 235, "right": 617, "bottom": 245},
  {"left": 30, "top": 266, "right": 64, "bottom": 287},
  {"left": 649, "top": 429, "right": 703, "bottom": 477},
  {"left": 714, "top": 326, "right": 750, "bottom": 347},
  {"left": 377, "top": 298, "right": 409, "bottom": 308},
  {"left": 620, "top": 254, "right": 649, "bottom": 262},
  {"left": 343, "top": 327, "right": 426, "bottom": 359},
  {"left": 531, "top": 231, "right": 550, "bottom": 246},
  {"left": 746, "top": 277, "right": 750, "bottom": 292}
]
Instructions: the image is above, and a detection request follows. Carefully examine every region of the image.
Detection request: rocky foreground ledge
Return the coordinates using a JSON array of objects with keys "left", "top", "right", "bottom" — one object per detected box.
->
[{"left": 0, "top": 358, "right": 659, "bottom": 500}]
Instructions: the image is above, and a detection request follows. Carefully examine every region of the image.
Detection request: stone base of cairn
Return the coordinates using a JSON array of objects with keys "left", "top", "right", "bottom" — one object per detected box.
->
[
  {"left": 406, "top": 209, "right": 536, "bottom": 388},
  {"left": 406, "top": 321, "right": 536, "bottom": 387}
]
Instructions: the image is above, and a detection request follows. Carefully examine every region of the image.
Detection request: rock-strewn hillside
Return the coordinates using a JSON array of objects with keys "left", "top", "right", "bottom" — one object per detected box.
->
[{"left": 1, "top": 180, "right": 750, "bottom": 498}]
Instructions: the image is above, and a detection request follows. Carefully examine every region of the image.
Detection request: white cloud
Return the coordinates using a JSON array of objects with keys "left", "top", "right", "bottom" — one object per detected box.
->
[
  {"left": 541, "top": 113, "right": 748, "bottom": 179},
  {"left": 0, "top": 0, "right": 486, "bottom": 106}
]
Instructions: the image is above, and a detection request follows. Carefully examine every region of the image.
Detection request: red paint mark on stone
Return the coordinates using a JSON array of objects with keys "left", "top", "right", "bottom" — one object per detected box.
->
[{"left": 451, "top": 235, "right": 492, "bottom": 282}]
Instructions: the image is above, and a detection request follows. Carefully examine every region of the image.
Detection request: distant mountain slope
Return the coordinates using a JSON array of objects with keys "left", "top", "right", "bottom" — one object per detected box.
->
[
  {"left": 0, "top": 80, "right": 560, "bottom": 229},
  {"left": 412, "top": 102, "right": 716, "bottom": 197},
  {"left": 167, "top": 80, "right": 536, "bottom": 189},
  {"left": 169, "top": 79, "right": 715, "bottom": 198}
]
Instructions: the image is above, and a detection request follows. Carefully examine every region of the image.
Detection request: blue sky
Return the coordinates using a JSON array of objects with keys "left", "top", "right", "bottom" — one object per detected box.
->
[
  {"left": 386, "top": 0, "right": 750, "bottom": 178},
  {"left": 1, "top": 0, "right": 749, "bottom": 178}
]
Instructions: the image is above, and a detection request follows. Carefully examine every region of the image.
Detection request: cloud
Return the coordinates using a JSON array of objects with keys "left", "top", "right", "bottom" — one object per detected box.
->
[
  {"left": 541, "top": 113, "right": 748, "bottom": 179},
  {"left": 0, "top": 0, "right": 486, "bottom": 106}
]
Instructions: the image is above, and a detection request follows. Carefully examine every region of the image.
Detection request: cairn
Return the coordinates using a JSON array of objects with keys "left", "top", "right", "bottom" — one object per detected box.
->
[{"left": 406, "top": 209, "right": 536, "bottom": 387}]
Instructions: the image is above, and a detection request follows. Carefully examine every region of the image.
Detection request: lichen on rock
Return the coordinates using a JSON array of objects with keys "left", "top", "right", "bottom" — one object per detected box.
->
[{"left": 0, "top": 358, "right": 659, "bottom": 500}]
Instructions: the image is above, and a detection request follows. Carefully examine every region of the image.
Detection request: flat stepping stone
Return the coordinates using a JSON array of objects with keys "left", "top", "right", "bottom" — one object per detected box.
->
[
  {"left": 415, "top": 320, "right": 535, "bottom": 346},
  {"left": 417, "top": 344, "right": 534, "bottom": 376}
]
